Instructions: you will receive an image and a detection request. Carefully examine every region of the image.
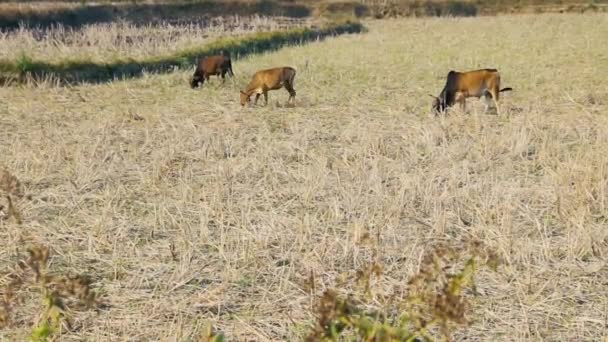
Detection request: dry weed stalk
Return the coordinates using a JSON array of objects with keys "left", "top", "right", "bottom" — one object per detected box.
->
[
  {"left": 307, "top": 242, "right": 499, "bottom": 341},
  {"left": 0, "top": 166, "right": 24, "bottom": 224},
  {"left": 0, "top": 167, "right": 23, "bottom": 199},
  {"left": 0, "top": 246, "right": 101, "bottom": 340},
  {"left": 406, "top": 242, "right": 498, "bottom": 338}
]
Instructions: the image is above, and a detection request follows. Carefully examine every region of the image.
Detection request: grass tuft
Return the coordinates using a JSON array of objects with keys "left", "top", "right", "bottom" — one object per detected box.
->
[{"left": 15, "top": 53, "right": 34, "bottom": 75}]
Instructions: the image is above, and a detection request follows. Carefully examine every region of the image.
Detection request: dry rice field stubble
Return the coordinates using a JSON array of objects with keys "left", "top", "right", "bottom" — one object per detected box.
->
[
  {"left": 0, "top": 15, "right": 317, "bottom": 64},
  {"left": 1, "top": 13, "right": 608, "bottom": 341}
]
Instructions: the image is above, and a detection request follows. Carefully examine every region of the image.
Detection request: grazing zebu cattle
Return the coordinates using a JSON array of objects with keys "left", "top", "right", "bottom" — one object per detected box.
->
[
  {"left": 239, "top": 67, "right": 296, "bottom": 106},
  {"left": 190, "top": 54, "right": 234, "bottom": 88},
  {"left": 430, "top": 69, "right": 512, "bottom": 115}
]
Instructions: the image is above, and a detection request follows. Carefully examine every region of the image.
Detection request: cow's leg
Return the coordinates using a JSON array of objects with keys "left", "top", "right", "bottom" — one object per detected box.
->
[
  {"left": 487, "top": 83, "right": 502, "bottom": 114},
  {"left": 494, "top": 98, "right": 501, "bottom": 115},
  {"left": 285, "top": 84, "right": 296, "bottom": 104},
  {"left": 263, "top": 91, "right": 269, "bottom": 106},
  {"left": 490, "top": 89, "right": 501, "bottom": 115},
  {"left": 221, "top": 70, "right": 226, "bottom": 84},
  {"left": 483, "top": 93, "right": 492, "bottom": 113},
  {"left": 254, "top": 93, "right": 261, "bottom": 105},
  {"left": 484, "top": 98, "right": 490, "bottom": 113},
  {"left": 455, "top": 93, "right": 466, "bottom": 113}
]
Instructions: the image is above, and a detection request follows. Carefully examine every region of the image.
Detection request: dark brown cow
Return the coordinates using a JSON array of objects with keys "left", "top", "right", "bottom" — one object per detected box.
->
[{"left": 190, "top": 54, "right": 234, "bottom": 88}]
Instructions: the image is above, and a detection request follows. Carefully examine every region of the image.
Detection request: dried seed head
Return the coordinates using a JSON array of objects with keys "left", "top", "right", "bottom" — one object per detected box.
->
[
  {"left": 0, "top": 244, "right": 102, "bottom": 336},
  {"left": 306, "top": 289, "right": 352, "bottom": 341},
  {"left": 26, "top": 246, "right": 50, "bottom": 280},
  {"left": 0, "top": 167, "right": 24, "bottom": 199}
]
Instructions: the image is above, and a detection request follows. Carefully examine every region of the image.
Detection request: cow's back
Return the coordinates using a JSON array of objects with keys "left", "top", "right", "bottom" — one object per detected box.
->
[
  {"left": 200, "top": 55, "right": 229, "bottom": 74},
  {"left": 456, "top": 69, "right": 498, "bottom": 92},
  {"left": 252, "top": 67, "right": 295, "bottom": 89}
]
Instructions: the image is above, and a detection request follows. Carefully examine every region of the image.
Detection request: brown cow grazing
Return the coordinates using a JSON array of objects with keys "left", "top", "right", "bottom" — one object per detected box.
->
[
  {"left": 430, "top": 69, "right": 512, "bottom": 115},
  {"left": 240, "top": 67, "right": 296, "bottom": 107},
  {"left": 190, "top": 54, "right": 234, "bottom": 88}
]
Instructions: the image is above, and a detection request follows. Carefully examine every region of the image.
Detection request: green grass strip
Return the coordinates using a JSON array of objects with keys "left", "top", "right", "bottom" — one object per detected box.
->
[{"left": 0, "top": 21, "right": 364, "bottom": 84}]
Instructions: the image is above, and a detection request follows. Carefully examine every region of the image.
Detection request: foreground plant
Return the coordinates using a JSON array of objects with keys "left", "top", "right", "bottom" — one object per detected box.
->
[
  {"left": 200, "top": 324, "right": 225, "bottom": 342},
  {"left": 0, "top": 246, "right": 102, "bottom": 341},
  {"left": 0, "top": 166, "right": 24, "bottom": 224},
  {"left": 307, "top": 242, "right": 499, "bottom": 341}
]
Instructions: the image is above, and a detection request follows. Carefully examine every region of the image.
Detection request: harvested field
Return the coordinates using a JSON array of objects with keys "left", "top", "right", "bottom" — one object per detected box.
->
[
  {"left": 0, "top": 16, "right": 317, "bottom": 64},
  {"left": 1, "top": 13, "right": 608, "bottom": 341}
]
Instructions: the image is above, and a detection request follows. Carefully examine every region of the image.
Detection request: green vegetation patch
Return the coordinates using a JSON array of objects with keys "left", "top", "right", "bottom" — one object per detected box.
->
[{"left": 0, "top": 21, "right": 364, "bottom": 85}]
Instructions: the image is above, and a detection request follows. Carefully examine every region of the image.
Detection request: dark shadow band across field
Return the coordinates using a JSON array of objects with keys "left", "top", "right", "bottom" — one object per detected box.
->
[
  {"left": 0, "top": 22, "right": 364, "bottom": 85},
  {"left": 0, "top": 0, "right": 476, "bottom": 31},
  {"left": 0, "top": 1, "right": 312, "bottom": 30},
  {"left": 1, "top": 0, "right": 605, "bottom": 32}
]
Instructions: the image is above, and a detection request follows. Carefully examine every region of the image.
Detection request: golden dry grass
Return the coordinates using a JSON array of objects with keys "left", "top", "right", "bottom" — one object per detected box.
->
[
  {"left": 0, "top": 16, "right": 317, "bottom": 64},
  {"left": 1, "top": 13, "right": 608, "bottom": 340}
]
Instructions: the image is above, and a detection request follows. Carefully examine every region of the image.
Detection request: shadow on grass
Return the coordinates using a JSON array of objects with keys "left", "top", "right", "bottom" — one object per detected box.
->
[
  {"left": 2, "top": 0, "right": 603, "bottom": 32},
  {"left": 0, "top": 22, "right": 364, "bottom": 85},
  {"left": 0, "top": 0, "right": 311, "bottom": 30},
  {"left": 0, "top": 0, "right": 481, "bottom": 31}
]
